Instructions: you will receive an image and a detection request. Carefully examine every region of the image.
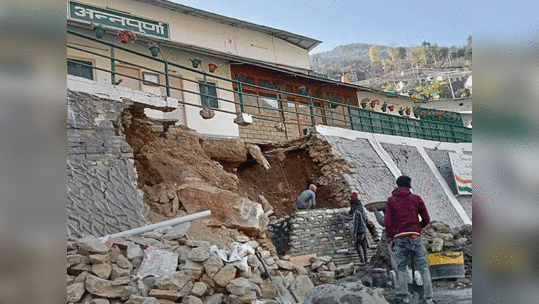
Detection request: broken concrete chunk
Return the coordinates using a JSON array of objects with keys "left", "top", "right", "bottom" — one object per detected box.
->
[
  {"left": 186, "top": 240, "right": 212, "bottom": 249},
  {"left": 68, "top": 254, "right": 90, "bottom": 268},
  {"left": 162, "top": 222, "right": 190, "bottom": 240},
  {"left": 213, "top": 264, "right": 237, "bottom": 287},
  {"left": 246, "top": 144, "right": 271, "bottom": 170},
  {"left": 112, "top": 276, "right": 131, "bottom": 286},
  {"left": 92, "top": 263, "right": 112, "bottom": 279},
  {"left": 89, "top": 254, "right": 111, "bottom": 264},
  {"left": 178, "top": 281, "right": 194, "bottom": 297},
  {"left": 226, "top": 277, "right": 251, "bottom": 296},
  {"left": 115, "top": 254, "right": 134, "bottom": 270},
  {"left": 67, "top": 282, "right": 86, "bottom": 303},
  {"left": 431, "top": 238, "right": 444, "bottom": 252},
  {"left": 188, "top": 247, "right": 210, "bottom": 262},
  {"left": 227, "top": 291, "right": 257, "bottom": 304},
  {"left": 276, "top": 260, "right": 295, "bottom": 270},
  {"left": 85, "top": 274, "right": 128, "bottom": 298},
  {"left": 182, "top": 259, "right": 205, "bottom": 281},
  {"left": 155, "top": 270, "right": 191, "bottom": 291},
  {"left": 189, "top": 281, "right": 208, "bottom": 297},
  {"left": 78, "top": 236, "right": 111, "bottom": 254},
  {"left": 89, "top": 299, "right": 111, "bottom": 304},
  {"left": 125, "top": 295, "right": 159, "bottom": 304},
  {"left": 127, "top": 243, "right": 144, "bottom": 260},
  {"left": 288, "top": 275, "right": 314, "bottom": 303},
  {"left": 203, "top": 254, "right": 224, "bottom": 279},
  {"left": 181, "top": 295, "right": 203, "bottom": 304},
  {"left": 110, "top": 264, "right": 131, "bottom": 280},
  {"left": 203, "top": 293, "right": 224, "bottom": 304},
  {"left": 148, "top": 289, "right": 180, "bottom": 301}
]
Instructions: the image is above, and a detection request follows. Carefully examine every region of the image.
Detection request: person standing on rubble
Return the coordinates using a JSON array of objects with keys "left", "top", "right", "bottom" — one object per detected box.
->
[
  {"left": 295, "top": 184, "right": 317, "bottom": 210},
  {"left": 386, "top": 175, "right": 433, "bottom": 304},
  {"left": 349, "top": 192, "right": 371, "bottom": 265}
]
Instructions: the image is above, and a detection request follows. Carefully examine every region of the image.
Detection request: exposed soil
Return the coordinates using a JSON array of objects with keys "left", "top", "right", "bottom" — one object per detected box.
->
[
  {"left": 117, "top": 106, "right": 337, "bottom": 222},
  {"left": 235, "top": 147, "right": 333, "bottom": 218},
  {"left": 114, "top": 106, "right": 342, "bottom": 251}
]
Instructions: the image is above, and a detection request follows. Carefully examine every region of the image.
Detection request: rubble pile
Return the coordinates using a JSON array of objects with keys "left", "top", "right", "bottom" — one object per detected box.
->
[
  {"left": 307, "top": 135, "right": 354, "bottom": 208},
  {"left": 300, "top": 274, "right": 390, "bottom": 304},
  {"left": 66, "top": 229, "right": 325, "bottom": 304},
  {"left": 422, "top": 222, "right": 473, "bottom": 287}
]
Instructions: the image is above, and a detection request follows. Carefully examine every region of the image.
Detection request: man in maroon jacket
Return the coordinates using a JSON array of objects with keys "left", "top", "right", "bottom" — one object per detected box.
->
[{"left": 386, "top": 175, "right": 433, "bottom": 304}]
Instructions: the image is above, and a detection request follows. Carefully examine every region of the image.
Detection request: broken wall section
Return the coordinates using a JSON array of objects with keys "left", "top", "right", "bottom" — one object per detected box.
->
[{"left": 67, "top": 91, "right": 146, "bottom": 238}]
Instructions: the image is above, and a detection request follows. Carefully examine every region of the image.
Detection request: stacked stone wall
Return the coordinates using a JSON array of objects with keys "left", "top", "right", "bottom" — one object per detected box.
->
[{"left": 268, "top": 209, "right": 383, "bottom": 267}]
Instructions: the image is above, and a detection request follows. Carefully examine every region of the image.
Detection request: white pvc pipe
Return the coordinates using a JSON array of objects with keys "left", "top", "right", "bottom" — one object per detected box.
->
[{"left": 101, "top": 210, "right": 211, "bottom": 241}]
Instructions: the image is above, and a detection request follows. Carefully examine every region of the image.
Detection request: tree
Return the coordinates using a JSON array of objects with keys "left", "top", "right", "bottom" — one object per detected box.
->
[
  {"left": 407, "top": 46, "right": 426, "bottom": 69},
  {"left": 398, "top": 47, "right": 407, "bottom": 59},
  {"left": 440, "top": 47, "right": 449, "bottom": 66},
  {"left": 421, "top": 41, "right": 430, "bottom": 65},
  {"left": 369, "top": 45, "right": 381, "bottom": 64},
  {"left": 387, "top": 47, "right": 401, "bottom": 64},
  {"left": 466, "top": 35, "right": 472, "bottom": 60},
  {"left": 412, "top": 79, "right": 451, "bottom": 101}
]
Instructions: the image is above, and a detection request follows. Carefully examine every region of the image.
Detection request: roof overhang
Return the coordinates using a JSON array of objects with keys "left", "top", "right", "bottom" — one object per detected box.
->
[{"left": 133, "top": 0, "right": 322, "bottom": 51}]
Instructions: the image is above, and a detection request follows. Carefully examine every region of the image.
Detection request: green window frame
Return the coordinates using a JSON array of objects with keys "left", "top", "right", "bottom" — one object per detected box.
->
[
  {"left": 199, "top": 82, "right": 218, "bottom": 109},
  {"left": 67, "top": 59, "right": 94, "bottom": 80}
]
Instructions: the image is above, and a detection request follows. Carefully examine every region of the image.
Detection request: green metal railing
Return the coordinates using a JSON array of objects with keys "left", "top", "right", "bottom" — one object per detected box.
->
[{"left": 67, "top": 28, "right": 471, "bottom": 143}]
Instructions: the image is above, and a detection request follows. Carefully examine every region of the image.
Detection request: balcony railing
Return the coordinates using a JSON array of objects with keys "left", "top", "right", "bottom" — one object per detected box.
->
[{"left": 67, "top": 28, "right": 471, "bottom": 143}]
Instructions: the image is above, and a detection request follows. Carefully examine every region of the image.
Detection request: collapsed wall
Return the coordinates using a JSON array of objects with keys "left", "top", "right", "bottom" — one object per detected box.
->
[{"left": 67, "top": 91, "right": 146, "bottom": 238}]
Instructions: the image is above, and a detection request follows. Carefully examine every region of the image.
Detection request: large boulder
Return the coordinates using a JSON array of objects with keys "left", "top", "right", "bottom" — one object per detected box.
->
[
  {"left": 177, "top": 183, "right": 269, "bottom": 236},
  {"left": 289, "top": 275, "right": 315, "bottom": 303},
  {"left": 300, "top": 278, "right": 389, "bottom": 304},
  {"left": 200, "top": 138, "right": 248, "bottom": 164}
]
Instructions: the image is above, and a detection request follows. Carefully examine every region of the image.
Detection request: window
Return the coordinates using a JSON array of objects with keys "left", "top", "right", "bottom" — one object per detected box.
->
[
  {"left": 236, "top": 75, "right": 255, "bottom": 85},
  {"left": 67, "top": 59, "right": 93, "bottom": 80},
  {"left": 328, "top": 93, "right": 340, "bottom": 108},
  {"left": 143, "top": 72, "right": 160, "bottom": 85},
  {"left": 258, "top": 80, "right": 275, "bottom": 90},
  {"left": 199, "top": 82, "right": 218, "bottom": 108}
]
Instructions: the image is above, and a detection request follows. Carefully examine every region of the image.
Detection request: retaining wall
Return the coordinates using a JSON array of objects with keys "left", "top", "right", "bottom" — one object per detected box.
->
[{"left": 67, "top": 90, "right": 146, "bottom": 237}]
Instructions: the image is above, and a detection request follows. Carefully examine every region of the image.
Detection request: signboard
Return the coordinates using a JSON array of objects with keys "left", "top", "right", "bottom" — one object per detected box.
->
[
  {"left": 448, "top": 152, "right": 472, "bottom": 195},
  {"left": 69, "top": 1, "right": 169, "bottom": 39}
]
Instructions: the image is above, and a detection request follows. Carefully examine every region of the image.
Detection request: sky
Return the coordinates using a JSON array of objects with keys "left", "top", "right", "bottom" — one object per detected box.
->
[{"left": 170, "top": 0, "right": 472, "bottom": 53}]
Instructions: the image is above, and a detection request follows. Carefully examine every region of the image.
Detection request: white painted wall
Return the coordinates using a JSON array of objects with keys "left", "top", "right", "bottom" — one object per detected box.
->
[
  {"left": 182, "top": 76, "right": 239, "bottom": 138},
  {"left": 67, "top": 0, "right": 311, "bottom": 70}
]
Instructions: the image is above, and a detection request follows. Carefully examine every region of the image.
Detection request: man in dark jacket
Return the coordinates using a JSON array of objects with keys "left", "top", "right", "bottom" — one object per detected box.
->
[
  {"left": 349, "top": 193, "right": 369, "bottom": 264},
  {"left": 386, "top": 175, "right": 433, "bottom": 304}
]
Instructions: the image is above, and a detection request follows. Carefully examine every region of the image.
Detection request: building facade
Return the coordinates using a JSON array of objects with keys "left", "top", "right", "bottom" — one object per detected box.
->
[{"left": 67, "top": 0, "right": 469, "bottom": 143}]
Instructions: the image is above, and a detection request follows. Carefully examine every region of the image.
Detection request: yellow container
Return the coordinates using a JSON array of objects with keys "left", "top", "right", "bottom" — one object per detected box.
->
[{"left": 428, "top": 252, "right": 464, "bottom": 265}]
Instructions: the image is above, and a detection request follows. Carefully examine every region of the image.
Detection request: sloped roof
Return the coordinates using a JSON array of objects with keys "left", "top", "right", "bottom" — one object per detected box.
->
[{"left": 139, "top": 0, "right": 323, "bottom": 51}]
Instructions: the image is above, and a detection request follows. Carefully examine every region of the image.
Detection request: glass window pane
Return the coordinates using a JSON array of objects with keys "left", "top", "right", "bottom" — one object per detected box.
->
[
  {"left": 67, "top": 59, "right": 93, "bottom": 80},
  {"left": 199, "top": 82, "right": 218, "bottom": 108},
  {"left": 258, "top": 80, "right": 275, "bottom": 89}
]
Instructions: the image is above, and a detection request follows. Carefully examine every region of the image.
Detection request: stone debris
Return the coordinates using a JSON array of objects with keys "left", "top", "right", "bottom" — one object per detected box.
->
[{"left": 67, "top": 231, "right": 330, "bottom": 304}]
